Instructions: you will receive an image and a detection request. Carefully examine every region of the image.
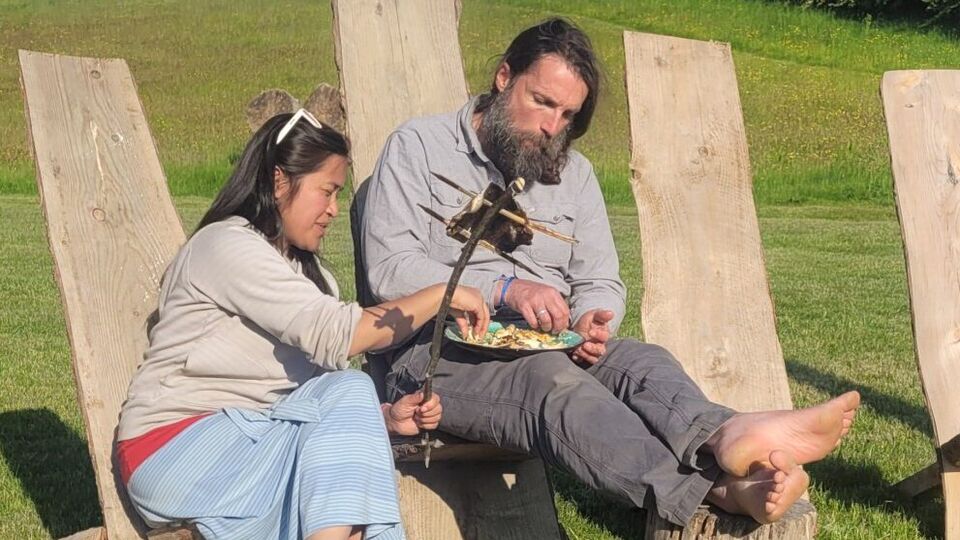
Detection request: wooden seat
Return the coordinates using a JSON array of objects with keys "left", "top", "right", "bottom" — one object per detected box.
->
[
  {"left": 19, "top": 50, "right": 197, "bottom": 540},
  {"left": 624, "top": 31, "right": 816, "bottom": 538},
  {"left": 881, "top": 69, "right": 960, "bottom": 540},
  {"left": 332, "top": 1, "right": 564, "bottom": 538}
]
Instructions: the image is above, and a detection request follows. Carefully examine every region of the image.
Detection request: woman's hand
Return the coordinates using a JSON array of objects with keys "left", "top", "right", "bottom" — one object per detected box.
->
[
  {"left": 383, "top": 391, "right": 443, "bottom": 436},
  {"left": 449, "top": 286, "right": 490, "bottom": 339}
]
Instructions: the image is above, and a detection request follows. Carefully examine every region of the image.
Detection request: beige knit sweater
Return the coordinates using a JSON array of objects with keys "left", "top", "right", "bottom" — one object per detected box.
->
[{"left": 118, "top": 216, "right": 363, "bottom": 440}]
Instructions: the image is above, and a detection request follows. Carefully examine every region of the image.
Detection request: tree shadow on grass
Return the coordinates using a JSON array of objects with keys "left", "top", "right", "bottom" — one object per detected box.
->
[
  {"left": 0, "top": 408, "right": 101, "bottom": 538},
  {"left": 759, "top": 0, "right": 960, "bottom": 38},
  {"left": 809, "top": 454, "right": 944, "bottom": 539},
  {"left": 550, "top": 468, "right": 647, "bottom": 539},
  {"left": 785, "top": 359, "right": 933, "bottom": 437}
]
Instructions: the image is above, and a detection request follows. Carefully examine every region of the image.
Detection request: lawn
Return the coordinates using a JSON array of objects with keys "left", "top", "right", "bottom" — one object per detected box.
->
[{"left": 0, "top": 0, "right": 955, "bottom": 538}]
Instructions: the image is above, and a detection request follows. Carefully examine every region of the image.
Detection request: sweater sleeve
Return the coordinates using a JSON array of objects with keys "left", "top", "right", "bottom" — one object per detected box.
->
[{"left": 185, "top": 221, "right": 363, "bottom": 370}]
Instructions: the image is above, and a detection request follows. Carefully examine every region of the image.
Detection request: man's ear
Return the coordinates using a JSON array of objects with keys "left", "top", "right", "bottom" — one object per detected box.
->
[
  {"left": 274, "top": 167, "right": 289, "bottom": 201},
  {"left": 494, "top": 63, "right": 512, "bottom": 92}
]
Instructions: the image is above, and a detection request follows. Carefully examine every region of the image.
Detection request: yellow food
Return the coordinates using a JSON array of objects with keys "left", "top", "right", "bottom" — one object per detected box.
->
[{"left": 466, "top": 324, "right": 566, "bottom": 350}]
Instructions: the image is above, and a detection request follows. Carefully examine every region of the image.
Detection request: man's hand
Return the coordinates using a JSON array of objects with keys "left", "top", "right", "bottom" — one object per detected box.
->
[
  {"left": 383, "top": 392, "right": 442, "bottom": 436},
  {"left": 503, "top": 278, "right": 570, "bottom": 333},
  {"left": 570, "top": 309, "right": 614, "bottom": 365}
]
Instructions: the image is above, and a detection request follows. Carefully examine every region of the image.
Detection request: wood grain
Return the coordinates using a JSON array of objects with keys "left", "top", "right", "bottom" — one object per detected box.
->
[
  {"left": 646, "top": 500, "right": 816, "bottom": 540},
  {"left": 396, "top": 460, "right": 562, "bottom": 540},
  {"left": 331, "top": 0, "right": 469, "bottom": 189},
  {"left": 624, "top": 32, "right": 792, "bottom": 413},
  {"left": 881, "top": 69, "right": 960, "bottom": 540},
  {"left": 20, "top": 50, "right": 185, "bottom": 539},
  {"left": 624, "top": 31, "right": 814, "bottom": 538}
]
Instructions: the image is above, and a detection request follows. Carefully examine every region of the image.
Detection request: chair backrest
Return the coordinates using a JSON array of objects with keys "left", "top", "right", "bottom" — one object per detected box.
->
[
  {"left": 881, "top": 69, "right": 960, "bottom": 537},
  {"left": 334, "top": 0, "right": 469, "bottom": 309},
  {"left": 623, "top": 32, "right": 793, "bottom": 412},
  {"left": 331, "top": 0, "right": 469, "bottom": 190},
  {"left": 19, "top": 50, "right": 185, "bottom": 539}
]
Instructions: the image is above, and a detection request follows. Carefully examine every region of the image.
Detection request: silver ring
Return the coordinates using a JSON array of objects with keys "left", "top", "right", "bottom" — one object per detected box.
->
[{"left": 535, "top": 309, "right": 548, "bottom": 319}]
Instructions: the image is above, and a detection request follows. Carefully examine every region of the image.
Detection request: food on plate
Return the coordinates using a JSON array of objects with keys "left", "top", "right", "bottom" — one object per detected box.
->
[{"left": 464, "top": 323, "right": 567, "bottom": 350}]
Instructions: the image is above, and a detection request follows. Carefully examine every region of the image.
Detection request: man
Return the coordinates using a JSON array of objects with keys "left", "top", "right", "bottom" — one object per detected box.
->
[{"left": 358, "top": 18, "right": 859, "bottom": 526}]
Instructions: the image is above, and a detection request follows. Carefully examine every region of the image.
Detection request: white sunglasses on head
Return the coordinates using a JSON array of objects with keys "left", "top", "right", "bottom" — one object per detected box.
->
[{"left": 276, "top": 108, "right": 324, "bottom": 144}]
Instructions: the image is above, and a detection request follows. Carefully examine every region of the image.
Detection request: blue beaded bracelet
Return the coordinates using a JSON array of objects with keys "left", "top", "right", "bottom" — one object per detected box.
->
[{"left": 497, "top": 275, "right": 516, "bottom": 309}]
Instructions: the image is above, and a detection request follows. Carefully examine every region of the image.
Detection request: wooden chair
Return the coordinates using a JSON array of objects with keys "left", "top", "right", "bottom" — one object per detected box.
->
[
  {"left": 19, "top": 50, "right": 197, "bottom": 540},
  {"left": 881, "top": 69, "right": 960, "bottom": 540},
  {"left": 624, "top": 31, "right": 816, "bottom": 538},
  {"left": 332, "top": 1, "right": 564, "bottom": 538}
]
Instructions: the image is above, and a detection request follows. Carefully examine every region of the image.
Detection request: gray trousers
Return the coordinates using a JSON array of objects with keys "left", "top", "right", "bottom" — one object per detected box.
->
[{"left": 375, "top": 322, "right": 736, "bottom": 526}]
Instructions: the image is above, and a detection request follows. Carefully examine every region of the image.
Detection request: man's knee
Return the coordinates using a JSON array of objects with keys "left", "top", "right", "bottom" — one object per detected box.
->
[
  {"left": 606, "top": 339, "right": 684, "bottom": 371},
  {"left": 525, "top": 353, "right": 600, "bottom": 401}
]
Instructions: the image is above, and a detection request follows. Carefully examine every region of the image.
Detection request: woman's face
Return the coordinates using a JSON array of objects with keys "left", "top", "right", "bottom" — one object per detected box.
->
[{"left": 275, "top": 154, "right": 348, "bottom": 253}]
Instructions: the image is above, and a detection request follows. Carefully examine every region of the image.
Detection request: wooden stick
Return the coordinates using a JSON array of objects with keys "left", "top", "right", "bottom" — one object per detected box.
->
[{"left": 432, "top": 173, "right": 578, "bottom": 244}]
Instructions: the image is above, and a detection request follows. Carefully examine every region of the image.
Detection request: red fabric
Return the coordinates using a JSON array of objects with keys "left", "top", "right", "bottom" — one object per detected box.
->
[{"left": 116, "top": 414, "right": 210, "bottom": 485}]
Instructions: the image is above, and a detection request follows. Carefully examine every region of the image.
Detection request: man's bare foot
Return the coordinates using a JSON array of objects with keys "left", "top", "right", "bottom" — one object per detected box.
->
[
  {"left": 706, "top": 450, "right": 809, "bottom": 524},
  {"left": 707, "top": 391, "right": 860, "bottom": 477}
]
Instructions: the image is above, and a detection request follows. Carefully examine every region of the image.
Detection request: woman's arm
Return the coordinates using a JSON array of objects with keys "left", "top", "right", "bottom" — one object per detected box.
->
[{"left": 348, "top": 284, "right": 489, "bottom": 356}]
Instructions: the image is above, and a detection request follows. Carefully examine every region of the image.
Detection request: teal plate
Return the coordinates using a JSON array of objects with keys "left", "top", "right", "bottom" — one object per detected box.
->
[{"left": 444, "top": 321, "right": 584, "bottom": 359}]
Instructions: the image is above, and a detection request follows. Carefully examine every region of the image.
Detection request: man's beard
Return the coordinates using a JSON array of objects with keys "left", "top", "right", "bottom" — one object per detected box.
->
[{"left": 477, "top": 89, "right": 570, "bottom": 185}]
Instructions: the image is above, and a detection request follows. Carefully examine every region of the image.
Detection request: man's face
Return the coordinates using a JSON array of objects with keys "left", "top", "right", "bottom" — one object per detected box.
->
[
  {"left": 478, "top": 54, "right": 588, "bottom": 184},
  {"left": 496, "top": 53, "right": 588, "bottom": 141}
]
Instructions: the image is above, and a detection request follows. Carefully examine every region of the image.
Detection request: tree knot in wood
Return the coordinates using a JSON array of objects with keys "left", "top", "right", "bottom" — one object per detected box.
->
[{"left": 947, "top": 150, "right": 960, "bottom": 185}]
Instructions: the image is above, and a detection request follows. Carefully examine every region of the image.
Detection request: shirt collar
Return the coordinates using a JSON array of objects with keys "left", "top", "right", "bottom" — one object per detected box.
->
[{"left": 456, "top": 95, "right": 490, "bottom": 163}]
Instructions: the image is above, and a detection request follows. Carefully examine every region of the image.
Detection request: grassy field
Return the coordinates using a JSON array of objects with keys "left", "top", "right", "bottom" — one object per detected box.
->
[{"left": 1, "top": 0, "right": 957, "bottom": 538}]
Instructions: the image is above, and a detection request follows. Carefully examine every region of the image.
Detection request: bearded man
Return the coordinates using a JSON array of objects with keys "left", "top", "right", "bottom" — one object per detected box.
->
[{"left": 358, "top": 18, "right": 859, "bottom": 526}]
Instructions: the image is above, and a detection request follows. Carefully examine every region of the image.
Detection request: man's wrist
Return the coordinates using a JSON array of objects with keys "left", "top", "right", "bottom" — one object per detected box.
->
[{"left": 494, "top": 274, "right": 516, "bottom": 310}]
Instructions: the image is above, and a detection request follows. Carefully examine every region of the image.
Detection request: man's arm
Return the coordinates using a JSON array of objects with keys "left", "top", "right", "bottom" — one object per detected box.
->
[
  {"left": 566, "top": 165, "right": 627, "bottom": 333},
  {"left": 360, "top": 129, "right": 501, "bottom": 309}
]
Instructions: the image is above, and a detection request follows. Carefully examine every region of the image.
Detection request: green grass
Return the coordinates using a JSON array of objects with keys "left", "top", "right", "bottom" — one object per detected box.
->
[
  {"left": 1, "top": 0, "right": 956, "bottom": 538},
  {"left": 3, "top": 0, "right": 960, "bottom": 204},
  {"left": 0, "top": 194, "right": 945, "bottom": 539}
]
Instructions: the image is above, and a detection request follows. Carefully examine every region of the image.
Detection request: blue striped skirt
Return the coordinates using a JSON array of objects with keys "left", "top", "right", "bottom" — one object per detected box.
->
[{"left": 126, "top": 370, "right": 405, "bottom": 540}]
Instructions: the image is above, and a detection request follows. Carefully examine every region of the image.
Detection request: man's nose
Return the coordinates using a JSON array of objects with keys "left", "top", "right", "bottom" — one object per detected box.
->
[
  {"left": 327, "top": 198, "right": 339, "bottom": 217},
  {"left": 541, "top": 112, "right": 566, "bottom": 138}
]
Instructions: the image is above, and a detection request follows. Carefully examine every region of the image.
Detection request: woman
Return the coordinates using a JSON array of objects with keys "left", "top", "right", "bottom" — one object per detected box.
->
[{"left": 116, "top": 109, "right": 490, "bottom": 540}]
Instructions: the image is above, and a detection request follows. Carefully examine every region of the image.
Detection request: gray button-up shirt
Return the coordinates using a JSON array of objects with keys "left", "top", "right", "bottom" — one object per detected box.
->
[{"left": 360, "top": 97, "right": 627, "bottom": 331}]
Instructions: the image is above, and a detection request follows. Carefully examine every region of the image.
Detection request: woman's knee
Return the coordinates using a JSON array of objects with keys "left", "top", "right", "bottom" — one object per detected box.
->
[{"left": 303, "top": 369, "right": 379, "bottom": 402}]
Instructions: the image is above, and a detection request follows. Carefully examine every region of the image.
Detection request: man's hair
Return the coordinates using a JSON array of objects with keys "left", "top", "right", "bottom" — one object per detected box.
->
[{"left": 487, "top": 17, "right": 601, "bottom": 141}]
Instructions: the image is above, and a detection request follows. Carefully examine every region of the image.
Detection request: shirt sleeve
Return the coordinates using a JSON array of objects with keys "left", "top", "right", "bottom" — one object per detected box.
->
[
  {"left": 566, "top": 166, "right": 628, "bottom": 333},
  {"left": 361, "top": 129, "right": 501, "bottom": 309},
  {"left": 185, "top": 223, "right": 363, "bottom": 370}
]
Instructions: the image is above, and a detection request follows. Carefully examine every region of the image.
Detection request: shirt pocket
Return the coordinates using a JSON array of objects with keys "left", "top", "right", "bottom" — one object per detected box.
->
[
  {"left": 520, "top": 204, "right": 577, "bottom": 266},
  {"left": 427, "top": 177, "right": 470, "bottom": 249}
]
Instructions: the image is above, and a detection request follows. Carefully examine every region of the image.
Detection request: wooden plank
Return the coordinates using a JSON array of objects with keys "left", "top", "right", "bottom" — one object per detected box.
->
[
  {"left": 396, "top": 460, "right": 563, "bottom": 540},
  {"left": 882, "top": 69, "right": 960, "bottom": 540},
  {"left": 59, "top": 527, "right": 106, "bottom": 540},
  {"left": 20, "top": 50, "right": 185, "bottom": 539},
  {"left": 331, "top": 0, "right": 469, "bottom": 188},
  {"left": 646, "top": 500, "right": 816, "bottom": 540},
  {"left": 623, "top": 32, "right": 792, "bottom": 413}
]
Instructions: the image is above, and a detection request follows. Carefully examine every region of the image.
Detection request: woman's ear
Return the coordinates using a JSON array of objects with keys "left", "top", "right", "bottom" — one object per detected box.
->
[{"left": 274, "top": 167, "right": 289, "bottom": 202}]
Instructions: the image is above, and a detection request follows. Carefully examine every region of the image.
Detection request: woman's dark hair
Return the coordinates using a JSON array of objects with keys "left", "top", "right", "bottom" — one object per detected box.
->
[
  {"left": 482, "top": 18, "right": 601, "bottom": 141},
  {"left": 196, "top": 113, "right": 350, "bottom": 294}
]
